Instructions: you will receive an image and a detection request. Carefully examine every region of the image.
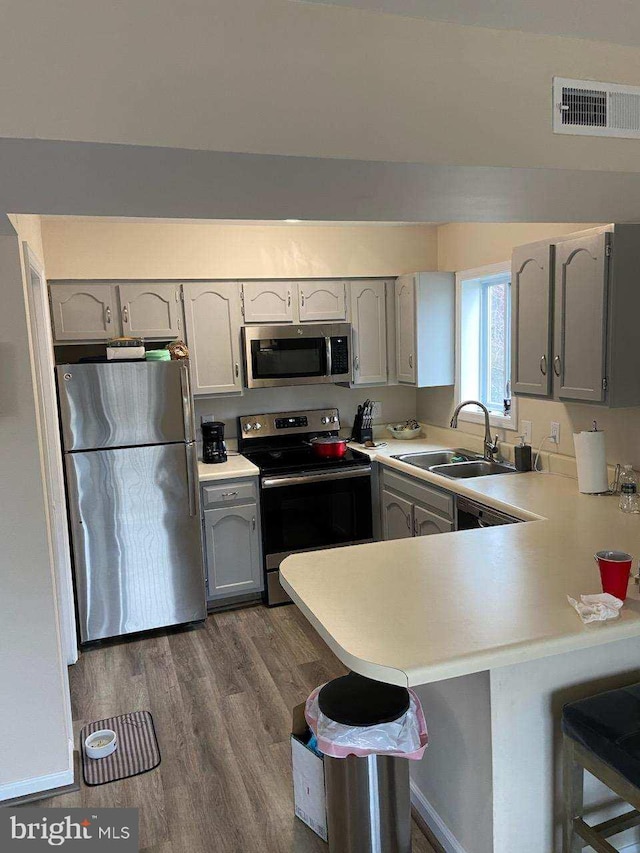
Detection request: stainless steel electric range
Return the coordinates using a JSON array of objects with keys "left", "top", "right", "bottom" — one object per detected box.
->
[{"left": 238, "top": 408, "right": 373, "bottom": 605}]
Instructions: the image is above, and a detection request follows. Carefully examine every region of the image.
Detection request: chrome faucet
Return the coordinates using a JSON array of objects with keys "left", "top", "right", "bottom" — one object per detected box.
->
[{"left": 450, "top": 400, "right": 500, "bottom": 462}]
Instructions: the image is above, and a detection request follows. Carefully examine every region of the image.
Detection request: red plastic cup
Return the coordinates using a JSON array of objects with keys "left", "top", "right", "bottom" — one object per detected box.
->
[{"left": 594, "top": 550, "right": 633, "bottom": 601}]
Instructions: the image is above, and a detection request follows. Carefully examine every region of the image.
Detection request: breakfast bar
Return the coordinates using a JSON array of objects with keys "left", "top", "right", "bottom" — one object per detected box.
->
[{"left": 280, "top": 445, "right": 640, "bottom": 853}]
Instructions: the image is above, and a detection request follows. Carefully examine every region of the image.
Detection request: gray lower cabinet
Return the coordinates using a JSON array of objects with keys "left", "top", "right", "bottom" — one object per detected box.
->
[
  {"left": 414, "top": 505, "right": 454, "bottom": 536},
  {"left": 381, "top": 490, "right": 413, "bottom": 540},
  {"left": 381, "top": 468, "right": 454, "bottom": 541},
  {"left": 201, "top": 479, "right": 263, "bottom": 603}
]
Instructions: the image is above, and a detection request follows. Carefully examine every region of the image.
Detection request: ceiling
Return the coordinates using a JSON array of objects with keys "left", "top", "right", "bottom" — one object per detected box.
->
[{"left": 292, "top": 0, "right": 640, "bottom": 47}]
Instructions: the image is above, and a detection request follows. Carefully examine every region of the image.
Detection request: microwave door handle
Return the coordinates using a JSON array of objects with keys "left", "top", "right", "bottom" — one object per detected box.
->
[{"left": 325, "top": 336, "right": 332, "bottom": 377}]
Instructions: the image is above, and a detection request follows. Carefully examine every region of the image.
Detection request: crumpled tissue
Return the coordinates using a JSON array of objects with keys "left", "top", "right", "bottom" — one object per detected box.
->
[{"left": 567, "top": 593, "right": 623, "bottom": 624}]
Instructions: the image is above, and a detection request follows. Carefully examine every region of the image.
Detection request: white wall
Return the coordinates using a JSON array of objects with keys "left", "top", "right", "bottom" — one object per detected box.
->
[
  {"left": 2, "top": 1, "right": 640, "bottom": 174},
  {"left": 41, "top": 218, "right": 437, "bottom": 280},
  {"left": 0, "top": 224, "right": 72, "bottom": 800},
  {"left": 196, "top": 384, "right": 416, "bottom": 440}
]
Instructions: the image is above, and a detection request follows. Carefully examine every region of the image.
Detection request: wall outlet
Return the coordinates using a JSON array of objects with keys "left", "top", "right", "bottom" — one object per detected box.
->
[
  {"left": 521, "top": 420, "right": 533, "bottom": 445},
  {"left": 550, "top": 421, "right": 561, "bottom": 445},
  {"left": 371, "top": 401, "right": 383, "bottom": 420}
]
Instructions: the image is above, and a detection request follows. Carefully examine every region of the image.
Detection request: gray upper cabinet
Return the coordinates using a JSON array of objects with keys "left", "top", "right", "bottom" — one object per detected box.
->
[
  {"left": 118, "top": 283, "right": 181, "bottom": 339},
  {"left": 183, "top": 282, "right": 243, "bottom": 396},
  {"left": 554, "top": 232, "right": 609, "bottom": 403},
  {"left": 50, "top": 283, "right": 117, "bottom": 341},
  {"left": 299, "top": 280, "right": 346, "bottom": 321},
  {"left": 203, "top": 502, "right": 262, "bottom": 599},
  {"left": 241, "top": 281, "right": 294, "bottom": 323},
  {"left": 395, "top": 272, "right": 455, "bottom": 387},
  {"left": 511, "top": 243, "right": 553, "bottom": 398},
  {"left": 349, "top": 280, "right": 388, "bottom": 385},
  {"left": 511, "top": 224, "right": 640, "bottom": 407},
  {"left": 381, "top": 490, "right": 413, "bottom": 540},
  {"left": 395, "top": 275, "right": 416, "bottom": 383}
]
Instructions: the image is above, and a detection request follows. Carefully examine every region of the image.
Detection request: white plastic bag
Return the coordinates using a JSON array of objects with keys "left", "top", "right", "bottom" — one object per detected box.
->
[{"left": 305, "top": 685, "right": 428, "bottom": 760}]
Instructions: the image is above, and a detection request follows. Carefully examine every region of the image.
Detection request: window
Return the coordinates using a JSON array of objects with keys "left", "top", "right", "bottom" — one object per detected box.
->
[{"left": 456, "top": 261, "right": 516, "bottom": 430}]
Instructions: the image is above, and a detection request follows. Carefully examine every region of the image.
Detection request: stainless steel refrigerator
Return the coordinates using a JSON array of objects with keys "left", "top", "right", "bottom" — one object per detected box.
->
[{"left": 57, "top": 360, "right": 206, "bottom": 643}]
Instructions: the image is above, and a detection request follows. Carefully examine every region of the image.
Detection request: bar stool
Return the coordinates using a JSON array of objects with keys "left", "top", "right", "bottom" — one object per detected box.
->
[{"left": 562, "top": 684, "right": 640, "bottom": 852}]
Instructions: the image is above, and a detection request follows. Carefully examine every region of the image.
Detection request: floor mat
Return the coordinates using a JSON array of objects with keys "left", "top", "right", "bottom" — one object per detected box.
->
[{"left": 80, "top": 710, "right": 160, "bottom": 786}]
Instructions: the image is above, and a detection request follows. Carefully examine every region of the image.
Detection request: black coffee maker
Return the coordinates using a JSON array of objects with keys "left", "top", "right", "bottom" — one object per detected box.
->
[{"left": 202, "top": 421, "right": 227, "bottom": 464}]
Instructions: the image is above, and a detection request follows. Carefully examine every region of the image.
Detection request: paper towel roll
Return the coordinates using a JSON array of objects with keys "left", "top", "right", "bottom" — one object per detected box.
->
[{"left": 573, "top": 430, "right": 608, "bottom": 494}]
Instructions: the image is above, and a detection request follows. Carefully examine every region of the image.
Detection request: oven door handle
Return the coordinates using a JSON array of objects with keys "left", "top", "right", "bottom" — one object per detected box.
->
[{"left": 262, "top": 466, "right": 371, "bottom": 489}]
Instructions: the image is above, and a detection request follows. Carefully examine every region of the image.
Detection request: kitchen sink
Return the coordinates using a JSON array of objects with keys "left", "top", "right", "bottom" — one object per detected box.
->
[
  {"left": 429, "top": 460, "right": 516, "bottom": 479},
  {"left": 391, "top": 449, "right": 482, "bottom": 469},
  {"left": 391, "top": 448, "right": 516, "bottom": 479}
]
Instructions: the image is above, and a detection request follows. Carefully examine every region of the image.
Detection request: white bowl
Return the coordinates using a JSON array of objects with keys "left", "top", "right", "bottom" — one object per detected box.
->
[
  {"left": 387, "top": 425, "right": 422, "bottom": 440},
  {"left": 84, "top": 729, "right": 117, "bottom": 760}
]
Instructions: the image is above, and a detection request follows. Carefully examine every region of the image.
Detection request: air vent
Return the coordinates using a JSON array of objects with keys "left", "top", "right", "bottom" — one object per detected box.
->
[{"left": 553, "top": 77, "right": 640, "bottom": 139}]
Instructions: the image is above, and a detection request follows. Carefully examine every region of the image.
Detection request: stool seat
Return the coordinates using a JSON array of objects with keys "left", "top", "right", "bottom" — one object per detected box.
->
[{"left": 562, "top": 683, "right": 640, "bottom": 788}]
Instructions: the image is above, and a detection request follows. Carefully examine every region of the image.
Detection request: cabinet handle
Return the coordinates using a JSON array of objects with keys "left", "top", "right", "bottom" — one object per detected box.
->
[
  {"left": 408, "top": 354, "right": 413, "bottom": 369},
  {"left": 122, "top": 305, "right": 129, "bottom": 325},
  {"left": 406, "top": 512, "right": 412, "bottom": 530},
  {"left": 553, "top": 355, "right": 562, "bottom": 377},
  {"left": 252, "top": 516, "right": 256, "bottom": 531},
  {"left": 220, "top": 491, "right": 238, "bottom": 499},
  {"left": 301, "top": 292, "right": 305, "bottom": 307},
  {"left": 354, "top": 355, "right": 360, "bottom": 372},
  {"left": 235, "top": 363, "right": 240, "bottom": 378},
  {"left": 539, "top": 354, "right": 547, "bottom": 375},
  {"left": 105, "top": 306, "right": 112, "bottom": 325},
  {"left": 287, "top": 291, "right": 291, "bottom": 307}
]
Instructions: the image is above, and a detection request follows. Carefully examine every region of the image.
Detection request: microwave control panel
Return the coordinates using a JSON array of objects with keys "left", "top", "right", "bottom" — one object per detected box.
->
[{"left": 330, "top": 337, "right": 349, "bottom": 375}]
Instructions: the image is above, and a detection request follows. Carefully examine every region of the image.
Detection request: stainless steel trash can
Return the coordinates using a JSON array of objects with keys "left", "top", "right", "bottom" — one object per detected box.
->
[
  {"left": 325, "top": 752, "right": 411, "bottom": 853},
  {"left": 318, "top": 672, "right": 414, "bottom": 853}
]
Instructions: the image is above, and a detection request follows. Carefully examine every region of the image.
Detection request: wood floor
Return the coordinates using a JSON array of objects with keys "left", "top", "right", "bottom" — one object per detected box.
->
[{"left": 40, "top": 603, "right": 437, "bottom": 853}]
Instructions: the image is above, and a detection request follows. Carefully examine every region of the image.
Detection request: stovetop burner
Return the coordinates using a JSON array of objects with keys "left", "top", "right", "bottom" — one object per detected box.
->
[
  {"left": 237, "top": 407, "right": 371, "bottom": 475},
  {"left": 244, "top": 444, "right": 369, "bottom": 476}
]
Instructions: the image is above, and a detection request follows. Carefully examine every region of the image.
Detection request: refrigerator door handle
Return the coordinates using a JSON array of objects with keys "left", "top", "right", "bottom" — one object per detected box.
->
[
  {"left": 180, "top": 361, "right": 195, "bottom": 442},
  {"left": 186, "top": 442, "right": 198, "bottom": 517}
]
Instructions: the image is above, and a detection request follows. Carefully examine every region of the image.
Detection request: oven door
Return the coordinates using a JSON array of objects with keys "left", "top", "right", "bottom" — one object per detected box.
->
[{"left": 260, "top": 467, "right": 373, "bottom": 604}]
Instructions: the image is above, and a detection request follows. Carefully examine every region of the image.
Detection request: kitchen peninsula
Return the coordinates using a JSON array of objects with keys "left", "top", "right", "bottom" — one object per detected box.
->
[{"left": 280, "top": 438, "right": 640, "bottom": 853}]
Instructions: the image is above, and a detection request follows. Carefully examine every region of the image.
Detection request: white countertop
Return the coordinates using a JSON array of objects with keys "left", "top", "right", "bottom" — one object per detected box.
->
[
  {"left": 280, "top": 435, "right": 640, "bottom": 687},
  {"left": 198, "top": 454, "right": 259, "bottom": 482}
]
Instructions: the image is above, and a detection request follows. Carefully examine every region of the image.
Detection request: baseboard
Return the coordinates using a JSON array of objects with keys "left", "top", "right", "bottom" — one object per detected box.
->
[
  {"left": 410, "top": 780, "right": 468, "bottom": 853},
  {"left": 0, "top": 739, "right": 75, "bottom": 803}
]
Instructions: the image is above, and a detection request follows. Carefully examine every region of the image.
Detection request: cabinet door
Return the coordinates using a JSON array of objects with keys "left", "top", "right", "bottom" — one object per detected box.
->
[
  {"left": 381, "top": 490, "right": 413, "bottom": 540},
  {"left": 350, "top": 280, "right": 387, "bottom": 385},
  {"left": 395, "top": 275, "right": 416, "bottom": 384},
  {"left": 204, "top": 504, "right": 262, "bottom": 599},
  {"left": 183, "top": 282, "right": 243, "bottom": 395},
  {"left": 511, "top": 243, "right": 553, "bottom": 397},
  {"left": 242, "top": 281, "right": 294, "bottom": 323},
  {"left": 118, "top": 283, "right": 181, "bottom": 338},
  {"left": 414, "top": 506, "right": 454, "bottom": 537},
  {"left": 299, "top": 281, "right": 346, "bottom": 321},
  {"left": 50, "top": 283, "right": 118, "bottom": 341},
  {"left": 554, "top": 232, "right": 609, "bottom": 402}
]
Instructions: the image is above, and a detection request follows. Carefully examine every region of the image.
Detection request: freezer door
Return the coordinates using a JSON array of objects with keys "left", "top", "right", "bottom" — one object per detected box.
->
[
  {"left": 66, "top": 442, "right": 205, "bottom": 642},
  {"left": 57, "top": 360, "right": 195, "bottom": 450}
]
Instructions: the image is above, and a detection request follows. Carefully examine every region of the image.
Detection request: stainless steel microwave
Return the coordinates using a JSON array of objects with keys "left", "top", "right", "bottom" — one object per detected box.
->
[{"left": 242, "top": 323, "right": 352, "bottom": 389}]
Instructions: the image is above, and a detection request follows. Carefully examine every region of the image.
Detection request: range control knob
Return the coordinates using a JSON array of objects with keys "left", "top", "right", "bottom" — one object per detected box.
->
[
  {"left": 243, "top": 423, "right": 253, "bottom": 432},
  {"left": 321, "top": 416, "right": 330, "bottom": 424},
  {"left": 254, "top": 422, "right": 262, "bottom": 430},
  {"left": 330, "top": 415, "right": 338, "bottom": 423}
]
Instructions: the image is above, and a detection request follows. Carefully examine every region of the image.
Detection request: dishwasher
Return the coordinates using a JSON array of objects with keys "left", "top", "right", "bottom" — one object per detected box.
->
[{"left": 456, "top": 496, "right": 521, "bottom": 529}]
